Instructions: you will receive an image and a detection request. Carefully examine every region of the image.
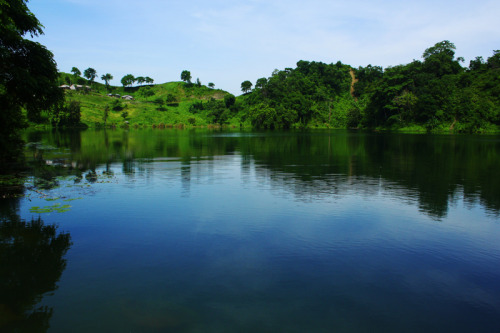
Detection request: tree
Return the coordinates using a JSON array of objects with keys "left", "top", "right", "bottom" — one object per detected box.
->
[
  {"left": 71, "top": 66, "right": 81, "bottom": 78},
  {"left": 241, "top": 80, "right": 253, "bottom": 94},
  {"left": 83, "top": 68, "right": 97, "bottom": 85},
  {"left": 101, "top": 73, "right": 113, "bottom": 89},
  {"left": 0, "top": 0, "right": 64, "bottom": 166},
  {"left": 196, "top": 78, "right": 201, "bottom": 87},
  {"left": 205, "top": 98, "right": 229, "bottom": 125},
  {"left": 224, "top": 94, "right": 236, "bottom": 108},
  {"left": 487, "top": 50, "right": 500, "bottom": 69},
  {"left": 121, "top": 74, "right": 135, "bottom": 88},
  {"left": 136, "top": 76, "right": 145, "bottom": 85},
  {"left": 469, "top": 56, "right": 485, "bottom": 71},
  {"left": 393, "top": 90, "right": 418, "bottom": 123},
  {"left": 255, "top": 77, "right": 268, "bottom": 89},
  {"left": 422, "top": 40, "right": 462, "bottom": 77},
  {"left": 208, "top": 82, "right": 215, "bottom": 89},
  {"left": 145, "top": 77, "right": 154, "bottom": 85},
  {"left": 52, "top": 100, "right": 81, "bottom": 126},
  {"left": 181, "top": 70, "right": 192, "bottom": 84},
  {"left": 422, "top": 40, "right": 456, "bottom": 60}
]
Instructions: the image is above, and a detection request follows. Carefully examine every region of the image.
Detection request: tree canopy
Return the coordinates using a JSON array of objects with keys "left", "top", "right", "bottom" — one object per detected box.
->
[
  {"left": 101, "top": 73, "right": 113, "bottom": 89},
  {"left": 121, "top": 74, "right": 135, "bottom": 88},
  {"left": 353, "top": 41, "right": 500, "bottom": 132},
  {"left": 240, "top": 61, "right": 351, "bottom": 128},
  {"left": 71, "top": 67, "right": 81, "bottom": 77},
  {"left": 0, "top": 0, "right": 64, "bottom": 166},
  {"left": 241, "top": 80, "right": 253, "bottom": 94},
  {"left": 136, "top": 76, "right": 145, "bottom": 85},
  {"left": 234, "top": 41, "right": 499, "bottom": 132},
  {"left": 181, "top": 70, "right": 192, "bottom": 84},
  {"left": 83, "top": 67, "right": 97, "bottom": 84}
]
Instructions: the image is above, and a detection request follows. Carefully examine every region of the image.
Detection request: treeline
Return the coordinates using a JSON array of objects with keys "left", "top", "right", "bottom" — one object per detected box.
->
[
  {"left": 237, "top": 41, "right": 500, "bottom": 132},
  {"left": 355, "top": 41, "right": 500, "bottom": 132},
  {"left": 239, "top": 61, "right": 353, "bottom": 129}
]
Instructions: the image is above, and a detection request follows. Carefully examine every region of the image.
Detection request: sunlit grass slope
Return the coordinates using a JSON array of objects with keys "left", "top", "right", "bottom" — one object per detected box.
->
[{"left": 60, "top": 74, "right": 237, "bottom": 127}]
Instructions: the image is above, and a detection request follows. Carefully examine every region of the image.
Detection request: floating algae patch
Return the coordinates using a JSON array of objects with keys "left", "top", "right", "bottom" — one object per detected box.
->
[
  {"left": 63, "top": 197, "right": 83, "bottom": 202},
  {"left": 30, "top": 203, "right": 72, "bottom": 214}
]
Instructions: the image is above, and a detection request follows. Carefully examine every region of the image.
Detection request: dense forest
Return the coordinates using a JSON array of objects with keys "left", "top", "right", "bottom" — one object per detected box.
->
[
  {"left": 354, "top": 41, "right": 500, "bottom": 133},
  {"left": 235, "top": 41, "right": 500, "bottom": 132}
]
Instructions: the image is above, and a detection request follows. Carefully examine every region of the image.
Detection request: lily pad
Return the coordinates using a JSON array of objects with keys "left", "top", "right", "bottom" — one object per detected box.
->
[{"left": 30, "top": 203, "right": 72, "bottom": 214}]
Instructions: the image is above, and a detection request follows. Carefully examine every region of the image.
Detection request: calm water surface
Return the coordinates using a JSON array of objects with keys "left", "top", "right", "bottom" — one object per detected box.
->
[{"left": 1, "top": 129, "right": 500, "bottom": 332}]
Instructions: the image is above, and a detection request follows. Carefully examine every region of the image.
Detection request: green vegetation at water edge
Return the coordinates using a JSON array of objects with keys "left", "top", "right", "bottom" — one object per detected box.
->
[{"left": 54, "top": 40, "right": 500, "bottom": 133}]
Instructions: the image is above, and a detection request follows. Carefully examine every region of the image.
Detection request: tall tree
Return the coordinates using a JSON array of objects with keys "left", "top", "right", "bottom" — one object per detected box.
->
[
  {"left": 422, "top": 40, "right": 462, "bottom": 77},
  {"left": 241, "top": 80, "right": 253, "bottom": 94},
  {"left": 83, "top": 67, "right": 97, "bottom": 85},
  {"left": 181, "top": 70, "right": 192, "bottom": 84},
  {"left": 121, "top": 74, "right": 135, "bottom": 88},
  {"left": 0, "top": 0, "right": 64, "bottom": 166},
  {"left": 145, "top": 77, "right": 154, "bottom": 85},
  {"left": 135, "top": 76, "right": 145, "bottom": 85},
  {"left": 101, "top": 73, "right": 113, "bottom": 89},
  {"left": 71, "top": 67, "right": 81, "bottom": 78},
  {"left": 255, "top": 77, "right": 268, "bottom": 89}
]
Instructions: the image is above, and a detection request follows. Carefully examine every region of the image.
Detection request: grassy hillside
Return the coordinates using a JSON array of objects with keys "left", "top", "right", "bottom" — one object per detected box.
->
[{"left": 58, "top": 73, "right": 246, "bottom": 128}]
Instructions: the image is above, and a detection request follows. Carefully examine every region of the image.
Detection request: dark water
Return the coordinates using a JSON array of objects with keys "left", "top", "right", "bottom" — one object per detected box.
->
[{"left": 1, "top": 129, "right": 500, "bottom": 332}]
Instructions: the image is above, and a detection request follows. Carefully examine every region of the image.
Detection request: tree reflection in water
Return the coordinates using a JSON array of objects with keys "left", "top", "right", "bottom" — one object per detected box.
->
[{"left": 0, "top": 203, "right": 71, "bottom": 332}]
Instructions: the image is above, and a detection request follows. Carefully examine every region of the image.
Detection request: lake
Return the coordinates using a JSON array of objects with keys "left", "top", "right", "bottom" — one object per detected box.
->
[{"left": 1, "top": 129, "right": 500, "bottom": 332}]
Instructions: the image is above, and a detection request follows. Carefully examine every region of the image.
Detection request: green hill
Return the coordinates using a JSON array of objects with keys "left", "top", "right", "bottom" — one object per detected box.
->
[{"left": 57, "top": 73, "right": 244, "bottom": 128}]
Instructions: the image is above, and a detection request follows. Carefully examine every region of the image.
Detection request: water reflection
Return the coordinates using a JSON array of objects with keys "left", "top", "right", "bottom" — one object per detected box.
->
[
  {"left": 0, "top": 198, "right": 71, "bottom": 332},
  {"left": 13, "top": 129, "right": 500, "bottom": 332},
  {"left": 23, "top": 129, "right": 500, "bottom": 219}
]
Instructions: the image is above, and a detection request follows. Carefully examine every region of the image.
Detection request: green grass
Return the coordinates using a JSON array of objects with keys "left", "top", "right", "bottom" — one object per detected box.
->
[{"left": 62, "top": 78, "right": 232, "bottom": 128}]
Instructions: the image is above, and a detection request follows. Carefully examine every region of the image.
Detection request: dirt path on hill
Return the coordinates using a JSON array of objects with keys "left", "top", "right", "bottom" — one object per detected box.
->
[{"left": 349, "top": 68, "right": 358, "bottom": 99}]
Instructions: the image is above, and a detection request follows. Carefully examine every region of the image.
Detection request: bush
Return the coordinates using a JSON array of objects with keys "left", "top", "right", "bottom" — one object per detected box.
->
[
  {"left": 346, "top": 108, "right": 361, "bottom": 128},
  {"left": 110, "top": 99, "right": 123, "bottom": 111},
  {"left": 224, "top": 94, "right": 236, "bottom": 108},
  {"left": 189, "top": 101, "right": 204, "bottom": 113},
  {"left": 166, "top": 94, "right": 177, "bottom": 103},
  {"left": 138, "top": 86, "right": 154, "bottom": 97}
]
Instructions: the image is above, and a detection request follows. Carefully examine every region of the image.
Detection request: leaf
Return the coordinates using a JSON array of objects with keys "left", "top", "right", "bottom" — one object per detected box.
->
[{"left": 29, "top": 203, "right": 71, "bottom": 214}]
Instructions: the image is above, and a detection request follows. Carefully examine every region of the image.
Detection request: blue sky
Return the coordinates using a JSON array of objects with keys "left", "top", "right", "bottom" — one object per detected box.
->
[{"left": 28, "top": 0, "right": 500, "bottom": 95}]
